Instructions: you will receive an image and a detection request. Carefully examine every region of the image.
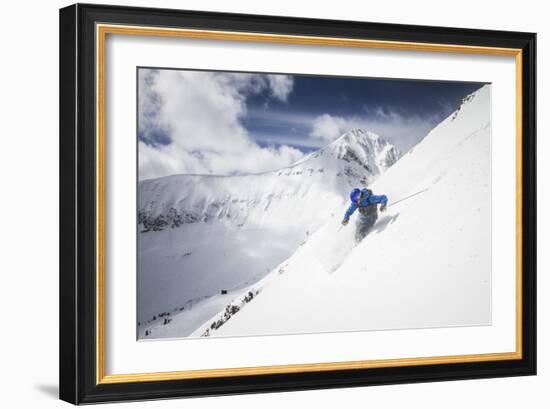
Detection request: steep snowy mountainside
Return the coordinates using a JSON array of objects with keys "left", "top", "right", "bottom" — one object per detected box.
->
[
  {"left": 138, "top": 129, "right": 400, "bottom": 337},
  {"left": 192, "top": 85, "right": 491, "bottom": 338},
  {"left": 138, "top": 129, "right": 400, "bottom": 230}
]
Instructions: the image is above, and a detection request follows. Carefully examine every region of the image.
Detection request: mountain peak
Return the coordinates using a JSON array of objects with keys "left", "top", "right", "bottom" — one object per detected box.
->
[
  {"left": 316, "top": 129, "right": 400, "bottom": 183},
  {"left": 332, "top": 128, "right": 381, "bottom": 146}
]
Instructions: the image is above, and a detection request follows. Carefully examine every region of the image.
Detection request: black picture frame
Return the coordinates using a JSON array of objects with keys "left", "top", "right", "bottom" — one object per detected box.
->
[{"left": 59, "top": 3, "right": 536, "bottom": 405}]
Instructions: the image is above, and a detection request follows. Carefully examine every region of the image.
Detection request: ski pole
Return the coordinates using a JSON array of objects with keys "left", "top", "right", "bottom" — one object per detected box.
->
[{"left": 389, "top": 188, "right": 428, "bottom": 208}]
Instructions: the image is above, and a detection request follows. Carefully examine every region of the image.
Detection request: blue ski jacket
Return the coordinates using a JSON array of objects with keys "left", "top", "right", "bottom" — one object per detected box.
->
[{"left": 343, "top": 189, "right": 388, "bottom": 221}]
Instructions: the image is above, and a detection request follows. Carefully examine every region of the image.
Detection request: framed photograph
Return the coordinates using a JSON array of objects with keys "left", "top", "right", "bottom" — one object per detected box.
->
[{"left": 59, "top": 3, "right": 536, "bottom": 404}]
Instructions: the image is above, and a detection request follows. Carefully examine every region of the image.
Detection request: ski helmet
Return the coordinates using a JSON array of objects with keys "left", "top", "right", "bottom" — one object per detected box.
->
[{"left": 350, "top": 188, "right": 362, "bottom": 203}]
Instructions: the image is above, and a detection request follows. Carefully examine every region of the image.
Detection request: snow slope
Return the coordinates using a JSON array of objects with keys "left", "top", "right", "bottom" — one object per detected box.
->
[
  {"left": 138, "top": 129, "right": 400, "bottom": 337},
  {"left": 192, "top": 85, "right": 491, "bottom": 338}
]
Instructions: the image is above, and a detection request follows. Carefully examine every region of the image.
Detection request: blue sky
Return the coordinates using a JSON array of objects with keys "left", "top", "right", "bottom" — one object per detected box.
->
[
  {"left": 138, "top": 68, "right": 485, "bottom": 179},
  {"left": 243, "top": 75, "right": 483, "bottom": 152}
]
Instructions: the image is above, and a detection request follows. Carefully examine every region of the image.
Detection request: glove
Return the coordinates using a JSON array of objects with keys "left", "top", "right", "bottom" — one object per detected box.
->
[
  {"left": 380, "top": 203, "right": 387, "bottom": 212},
  {"left": 341, "top": 218, "right": 349, "bottom": 226}
]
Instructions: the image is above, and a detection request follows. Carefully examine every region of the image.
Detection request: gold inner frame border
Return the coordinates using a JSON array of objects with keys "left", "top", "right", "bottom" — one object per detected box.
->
[{"left": 95, "top": 23, "right": 523, "bottom": 385}]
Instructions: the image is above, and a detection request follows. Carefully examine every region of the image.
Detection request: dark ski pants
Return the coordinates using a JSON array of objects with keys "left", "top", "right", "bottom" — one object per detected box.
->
[{"left": 355, "top": 213, "right": 377, "bottom": 242}]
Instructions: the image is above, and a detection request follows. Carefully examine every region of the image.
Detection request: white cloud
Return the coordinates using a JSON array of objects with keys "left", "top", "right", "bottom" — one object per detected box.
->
[
  {"left": 309, "top": 114, "right": 349, "bottom": 142},
  {"left": 138, "top": 69, "right": 300, "bottom": 180},
  {"left": 266, "top": 75, "right": 294, "bottom": 102}
]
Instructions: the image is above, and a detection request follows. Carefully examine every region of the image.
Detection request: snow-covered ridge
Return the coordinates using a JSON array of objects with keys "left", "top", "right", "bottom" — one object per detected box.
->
[{"left": 138, "top": 129, "right": 400, "bottom": 232}]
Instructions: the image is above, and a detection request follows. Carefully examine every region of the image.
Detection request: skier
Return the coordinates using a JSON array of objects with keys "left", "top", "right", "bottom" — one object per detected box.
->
[{"left": 342, "top": 188, "right": 388, "bottom": 242}]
